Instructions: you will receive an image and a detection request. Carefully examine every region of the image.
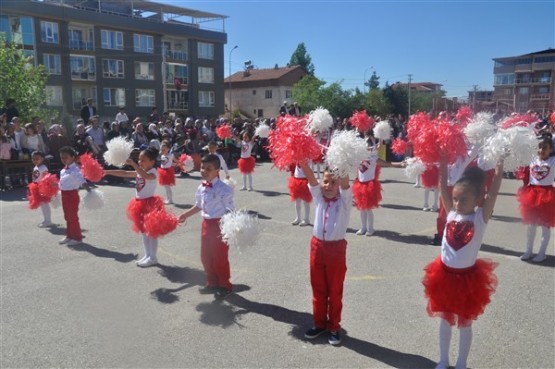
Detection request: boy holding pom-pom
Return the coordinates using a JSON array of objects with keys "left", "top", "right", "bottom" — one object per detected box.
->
[
  {"left": 299, "top": 162, "right": 351, "bottom": 346},
  {"left": 178, "top": 154, "right": 235, "bottom": 300}
]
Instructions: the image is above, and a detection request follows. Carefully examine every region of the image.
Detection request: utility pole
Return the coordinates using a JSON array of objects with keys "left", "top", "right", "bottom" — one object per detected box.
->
[
  {"left": 472, "top": 85, "right": 478, "bottom": 111},
  {"left": 408, "top": 74, "right": 412, "bottom": 117},
  {"left": 228, "top": 45, "right": 238, "bottom": 118}
]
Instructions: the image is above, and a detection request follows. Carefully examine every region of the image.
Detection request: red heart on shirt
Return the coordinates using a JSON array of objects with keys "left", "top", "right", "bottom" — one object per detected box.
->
[
  {"left": 136, "top": 177, "right": 145, "bottom": 192},
  {"left": 359, "top": 160, "right": 370, "bottom": 173},
  {"left": 531, "top": 164, "right": 550, "bottom": 181},
  {"left": 445, "top": 220, "right": 474, "bottom": 251}
]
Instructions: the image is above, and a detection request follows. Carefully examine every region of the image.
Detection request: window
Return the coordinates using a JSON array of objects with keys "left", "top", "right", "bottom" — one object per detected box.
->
[
  {"left": 198, "top": 91, "right": 215, "bottom": 107},
  {"left": 539, "top": 71, "right": 551, "bottom": 83},
  {"left": 198, "top": 42, "right": 214, "bottom": 60},
  {"left": 265, "top": 90, "right": 273, "bottom": 99},
  {"left": 537, "top": 86, "right": 550, "bottom": 94},
  {"left": 494, "top": 74, "right": 515, "bottom": 85},
  {"left": 102, "top": 59, "right": 124, "bottom": 78},
  {"left": 43, "top": 54, "right": 61, "bottom": 75},
  {"left": 72, "top": 87, "right": 97, "bottom": 110},
  {"left": 0, "top": 16, "right": 34, "bottom": 45},
  {"left": 516, "top": 58, "right": 532, "bottom": 65},
  {"left": 518, "top": 87, "right": 529, "bottom": 95},
  {"left": 133, "top": 34, "right": 154, "bottom": 53},
  {"left": 103, "top": 88, "right": 126, "bottom": 107},
  {"left": 136, "top": 89, "right": 155, "bottom": 107},
  {"left": 45, "top": 86, "right": 63, "bottom": 106},
  {"left": 101, "top": 29, "right": 123, "bottom": 50},
  {"left": 285, "top": 90, "right": 292, "bottom": 98},
  {"left": 163, "top": 40, "right": 187, "bottom": 61},
  {"left": 70, "top": 55, "right": 96, "bottom": 80},
  {"left": 494, "top": 60, "right": 516, "bottom": 68},
  {"left": 69, "top": 26, "right": 94, "bottom": 50},
  {"left": 165, "top": 63, "right": 188, "bottom": 84},
  {"left": 535, "top": 56, "right": 555, "bottom": 64},
  {"left": 198, "top": 67, "right": 214, "bottom": 83},
  {"left": 40, "top": 21, "right": 59, "bottom": 43},
  {"left": 135, "top": 61, "right": 155, "bottom": 80},
  {"left": 166, "top": 90, "right": 188, "bottom": 110},
  {"left": 252, "top": 90, "right": 256, "bottom": 95}
]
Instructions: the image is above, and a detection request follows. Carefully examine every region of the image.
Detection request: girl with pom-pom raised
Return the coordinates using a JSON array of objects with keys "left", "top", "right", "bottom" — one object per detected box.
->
[
  {"left": 423, "top": 154, "right": 504, "bottom": 369},
  {"left": 288, "top": 163, "right": 312, "bottom": 226},
  {"left": 237, "top": 131, "right": 256, "bottom": 191},
  {"left": 157, "top": 140, "right": 178, "bottom": 205},
  {"left": 28, "top": 151, "right": 55, "bottom": 227}
]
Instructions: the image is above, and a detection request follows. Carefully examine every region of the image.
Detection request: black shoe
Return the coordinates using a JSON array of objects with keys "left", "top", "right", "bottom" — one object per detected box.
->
[
  {"left": 214, "top": 287, "right": 232, "bottom": 300},
  {"left": 304, "top": 327, "right": 326, "bottom": 339},
  {"left": 198, "top": 285, "right": 217, "bottom": 294},
  {"left": 429, "top": 235, "right": 441, "bottom": 246},
  {"left": 328, "top": 330, "right": 341, "bottom": 346}
]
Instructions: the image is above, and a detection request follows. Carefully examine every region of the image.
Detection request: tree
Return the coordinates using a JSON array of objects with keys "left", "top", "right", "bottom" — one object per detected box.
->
[
  {"left": 292, "top": 75, "right": 325, "bottom": 112},
  {"left": 383, "top": 82, "right": 408, "bottom": 116},
  {"left": 0, "top": 35, "right": 51, "bottom": 123},
  {"left": 364, "top": 71, "right": 380, "bottom": 91},
  {"left": 289, "top": 42, "right": 315, "bottom": 75},
  {"left": 366, "top": 89, "right": 393, "bottom": 117}
]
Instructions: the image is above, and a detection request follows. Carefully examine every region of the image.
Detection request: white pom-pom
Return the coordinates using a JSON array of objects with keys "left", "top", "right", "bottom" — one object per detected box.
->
[
  {"left": 373, "top": 120, "right": 391, "bottom": 140},
  {"left": 104, "top": 137, "right": 134, "bottom": 167},
  {"left": 220, "top": 210, "right": 263, "bottom": 252},
  {"left": 82, "top": 189, "right": 105, "bottom": 210},
  {"left": 179, "top": 155, "right": 194, "bottom": 172},
  {"left": 325, "top": 130, "right": 369, "bottom": 178},
  {"left": 464, "top": 112, "right": 496, "bottom": 146},
  {"left": 255, "top": 124, "right": 271, "bottom": 138},
  {"left": 50, "top": 194, "right": 61, "bottom": 209},
  {"left": 404, "top": 157, "right": 426, "bottom": 181},
  {"left": 307, "top": 107, "right": 334, "bottom": 132},
  {"left": 222, "top": 177, "right": 237, "bottom": 191},
  {"left": 481, "top": 125, "right": 538, "bottom": 172}
]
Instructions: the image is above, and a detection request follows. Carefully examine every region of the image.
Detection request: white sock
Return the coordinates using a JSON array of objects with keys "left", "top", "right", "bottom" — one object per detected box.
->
[
  {"left": 248, "top": 174, "right": 253, "bottom": 188},
  {"left": 537, "top": 226, "right": 550, "bottom": 257},
  {"left": 141, "top": 234, "right": 151, "bottom": 260},
  {"left": 149, "top": 236, "right": 158, "bottom": 261},
  {"left": 165, "top": 186, "right": 172, "bottom": 202},
  {"left": 415, "top": 176, "right": 421, "bottom": 186},
  {"left": 437, "top": 319, "right": 452, "bottom": 369},
  {"left": 433, "top": 189, "right": 439, "bottom": 209},
  {"left": 366, "top": 210, "right": 374, "bottom": 231},
  {"left": 41, "top": 203, "right": 51, "bottom": 223},
  {"left": 360, "top": 211, "right": 368, "bottom": 231},
  {"left": 303, "top": 201, "right": 310, "bottom": 223},
  {"left": 294, "top": 199, "right": 301, "bottom": 221},
  {"left": 455, "top": 325, "right": 472, "bottom": 369},
  {"left": 525, "top": 225, "right": 537, "bottom": 255},
  {"left": 243, "top": 174, "right": 247, "bottom": 188},
  {"left": 423, "top": 189, "right": 430, "bottom": 208}
]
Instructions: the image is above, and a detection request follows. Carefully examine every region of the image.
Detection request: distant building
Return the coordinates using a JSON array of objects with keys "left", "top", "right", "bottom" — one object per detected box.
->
[
  {"left": 224, "top": 65, "right": 307, "bottom": 119},
  {"left": 393, "top": 82, "right": 444, "bottom": 93},
  {"left": 493, "top": 48, "right": 555, "bottom": 114},
  {"left": 1, "top": 0, "right": 228, "bottom": 120},
  {"left": 467, "top": 90, "right": 494, "bottom": 112}
]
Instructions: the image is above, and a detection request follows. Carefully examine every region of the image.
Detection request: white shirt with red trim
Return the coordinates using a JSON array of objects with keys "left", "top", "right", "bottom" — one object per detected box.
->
[
  {"left": 135, "top": 168, "right": 157, "bottom": 199},
  {"left": 309, "top": 184, "right": 352, "bottom": 241}
]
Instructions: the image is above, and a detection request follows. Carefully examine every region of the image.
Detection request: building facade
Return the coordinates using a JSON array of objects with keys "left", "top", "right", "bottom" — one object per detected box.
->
[
  {"left": 493, "top": 49, "right": 555, "bottom": 114},
  {"left": 1, "top": 0, "right": 228, "bottom": 121}
]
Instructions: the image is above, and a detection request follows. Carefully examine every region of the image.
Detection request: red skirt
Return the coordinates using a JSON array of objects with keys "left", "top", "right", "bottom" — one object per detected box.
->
[
  {"left": 517, "top": 185, "right": 555, "bottom": 227},
  {"left": 352, "top": 178, "right": 382, "bottom": 210},
  {"left": 27, "top": 183, "right": 51, "bottom": 209},
  {"left": 238, "top": 156, "right": 255, "bottom": 174},
  {"left": 288, "top": 177, "right": 312, "bottom": 202},
  {"left": 423, "top": 257, "right": 498, "bottom": 327},
  {"left": 157, "top": 167, "right": 176, "bottom": 186},
  {"left": 126, "top": 196, "right": 165, "bottom": 234},
  {"left": 421, "top": 166, "right": 439, "bottom": 189}
]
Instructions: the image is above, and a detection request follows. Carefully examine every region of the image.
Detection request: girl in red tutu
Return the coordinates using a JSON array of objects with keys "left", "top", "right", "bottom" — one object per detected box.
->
[
  {"left": 517, "top": 137, "right": 555, "bottom": 263},
  {"left": 288, "top": 164, "right": 312, "bottom": 226},
  {"left": 311, "top": 128, "right": 330, "bottom": 179},
  {"left": 28, "top": 151, "right": 54, "bottom": 227},
  {"left": 353, "top": 145, "right": 382, "bottom": 236},
  {"left": 423, "top": 156, "right": 504, "bottom": 369},
  {"left": 237, "top": 131, "right": 256, "bottom": 191},
  {"left": 421, "top": 164, "right": 439, "bottom": 211},
  {"left": 157, "top": 140, "right": 178, "bottom": 205}
]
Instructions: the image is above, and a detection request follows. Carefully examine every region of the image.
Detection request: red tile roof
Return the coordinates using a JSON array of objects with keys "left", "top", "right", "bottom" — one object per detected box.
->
[{"left": 224, "top": 65, "right": 305, "bottom": 83}]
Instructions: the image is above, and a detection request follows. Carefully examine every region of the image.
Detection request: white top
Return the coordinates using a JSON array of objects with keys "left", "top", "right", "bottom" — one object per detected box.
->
[
  {"left": 59, "top": 163, "right": 86, "bottom": 190},
  {"left": 32, "top": 164, "right": 48, "bottom": 183},
  {"left": 25, "top": 135, "right": 40, "bottom": 151},
  {"left": 135, "top": 168, "right": 157, "bottom": 199},
  {"left": 240, "top": 141, "right": 254, "bottom": 158},
  {"left": 195, "top": 177, "right": 234, "bottom": 219},
  {"left": 216, "top": 153, "right": 229, "bottom": 176},
  {"left": 294, "top": 165, "right": 306, "bottom": 179},
  {"left": 357, "top": 150, "right": 378, "bottom": 182},
  {"left": 447, "top": 147, "right": 478, "bottom": 186},
  {"left": 528, "top": 156, "right": 555, "bottom": 186},
  {"left": 160, "top": 153, "right": 174, "bottom": 169},
  {"left": 115, "top": 112, "right": 129, "bottom": 123},
  {"left": 86, "top": 126, "right": 105, "bottom": 146},
  {"left": 310, "top": 184, "right": 352, "bottom": 241},
  {"left": 441, "top": 208, "right": 487, "bottom": 269}
]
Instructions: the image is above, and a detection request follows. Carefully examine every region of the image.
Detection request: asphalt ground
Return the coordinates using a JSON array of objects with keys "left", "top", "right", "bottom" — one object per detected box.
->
[{"left": 1, "top": 161, "right": 554, "bottom": 369}]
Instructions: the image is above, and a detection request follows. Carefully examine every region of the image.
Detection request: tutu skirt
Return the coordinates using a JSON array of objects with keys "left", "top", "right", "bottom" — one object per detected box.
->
[
  {"left": 157, "top": 167, "right": 176, "bottom": 186},
  {"left": 27, "top": 183, "right": 51, "bottom": 209},
  {"left": 423, "top": 257, "right": 498, "bottom": 327},
  {"left": 517, "top": 185, "right": 555, "bottom": 227},
  {"left": 421, "top": 166, "right": 439, "bottom": 189},
  {"left": 238, "top": 156, "right": 255, "bottom": 174},
  {"left": 352, "top": 177, "right": 382, "bottom": 210},
  {"left": 288, "top": 177, "right": 312, "bottom": 202},
  {"left": 126, "top": 196, "right": 165, "bottom": 234}
]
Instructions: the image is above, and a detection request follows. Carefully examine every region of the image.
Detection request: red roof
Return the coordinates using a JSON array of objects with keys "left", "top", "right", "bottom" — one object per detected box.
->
[{"left": 224, "top": 65, "right": 306, "bottom": 83}]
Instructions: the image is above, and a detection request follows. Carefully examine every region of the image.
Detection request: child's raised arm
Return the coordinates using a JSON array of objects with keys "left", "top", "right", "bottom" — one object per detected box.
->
[
  {"left": 439, "top": 156, "right": 453, "bottom": 213},
  {"left": 299, "top": 161, "right": 318, "bottom": 187},
  {"left": 482, "top": 159, "right": 504, "bottom": 223}
]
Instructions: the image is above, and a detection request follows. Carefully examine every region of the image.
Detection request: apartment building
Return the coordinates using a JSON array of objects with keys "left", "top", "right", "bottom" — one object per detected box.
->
[
  {"left": 0, "top": 0, "right": 228, "bottom": 120},
  {"left": 493, "top": 49, "right": 555, "bottom": 113}
]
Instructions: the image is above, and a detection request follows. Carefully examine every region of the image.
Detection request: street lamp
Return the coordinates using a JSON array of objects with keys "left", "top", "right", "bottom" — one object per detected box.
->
[
  {"left": 363, "top": 66, "right": 373, "bottom": 93},
  {"left": 228, "top": 45, "right": 238, "bottom": 118}
]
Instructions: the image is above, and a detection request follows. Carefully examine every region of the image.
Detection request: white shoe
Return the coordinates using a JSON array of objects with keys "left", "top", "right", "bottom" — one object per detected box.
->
[
  {"left": 239, "top": 186, "right": 247, "bottom": 191},
  {"left": 413, "top": 184, "right": 421, "bottom": 188},
  {"left": 520, "top": 251, "right": 533, "bottom": 260},
  {"left": 532, "top": 253, "right": 546, "bottom": 263},
  {"left": 299, "top": 221, "right": 308, "bottom": 227},
  {"left": 434, "top": 362, "right": 449, "bottom": 369},
  {"left": 422, "top": 207, "right": 430, "bottom": 211},
  {"left": 291, "top": 219, "right": 300, "bottom": 226},
  {"left": 431, "top": 207, "right": 438, "bottom": 212},
  {"left": 164, "top": 200, "right": 173, "bottom": 205},
  {"left": 66, "top": 239, "right": 81, "bottom": 246},
  {"left": 247, "top": 187, "right": 253, "bottom": 191},
  {"left": 366, "top": 229, "right": 375, "bottom": 236},
  {"left": 38, "top": 221, "right": 53, "bottom": 228},
  {"left": 59, "top": 237, "right": 70, "bottom": 244},
  {"left": 356, "top": 229, "right": 367, "bottom": 235},
  {"left": 137, "top": 257, "right": 158, "bottom": 267},
  {"left": 136, "top": 255, "right": 148, "bottom": 264}
]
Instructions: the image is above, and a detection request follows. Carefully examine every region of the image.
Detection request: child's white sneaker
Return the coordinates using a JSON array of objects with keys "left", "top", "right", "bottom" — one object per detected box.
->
[
  {"left": 356, "top": 229, "right": 367, "bottom": 235},
  {"left": 365, "top": 229, "right": 375, "bottom": 236},
  {"left": 422, "top": 207, "right": 430, "bottom": 211},
  {"left": 532, "top": 253, "right": 546, "bottom": 263},
  {"left": 66, "top": 239, "right": 81, "bottom": 246},
  {"left": 239, "top": 186, "right": 247, "bottom": 191},
  {"left": 299, "top": 220, "right": 309, "bottom": 227},
  {"left": 38, "top": 221, "right": 52, "bottom": 228},
  {"left": 247, "top": 187, "right": 253, "bottom": 191},
  {"left": 164, "top": 200, "right": 173, "bottom": 205},
  {"left": 291, "top": 219, "right": 300, "bottom": 225},
  {"left": 520, "top": 251, "right": 533, "bottom": 260},
  {"left": 136, "top": 255, "right": 148, "bottom": 264},
  {"left": 137, "top": 257, "right": 158, "bottom": 267},
  {"left": 434, "top": 362, "right": 449, "bottom": 369},
  {"left": 59, "top": 237, "right": 70, "bottom": 244}
]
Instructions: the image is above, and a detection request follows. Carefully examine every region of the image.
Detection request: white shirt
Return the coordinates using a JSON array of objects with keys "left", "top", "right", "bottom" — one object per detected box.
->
[
  {"left": 195, "top": 177, "right": 234, "bottom": 219},
  {"left": 240, "top": 141, "right": 254, "bottom": 158},
  {"left": 357, "top": 150, "right": 378, "bottom": 182},
  {"left": 215, "top": 153, "right": 229, "bottom": 177},
  {"left": 294, "top": 165, "right": 306, "bottom": 179},
  {"left": 310, "top": 184, "right": 352, "bottom": 241},
  {"left": 59, "top": 163, "right": 86, "bottom": 190},
  {"left": 135, "top": 168, "right": 157, "bottom": 199},
  {"left": 528, "top": 156, "right": 555, "bottom": 186},
  {"left": 32, "top": 164, "right": 48, "bottom": 183},
  {"left": 115, "top": 112, "right": 129, "bottom": 123},
  {"left": 441, "top": 208, "right": 487, "bottom": 269},
  {"left": 86, "top": 126, "right": 105, "bottom": 146},
  {"left": 160, "top": 153, "right": 174, "bottom": 169}
]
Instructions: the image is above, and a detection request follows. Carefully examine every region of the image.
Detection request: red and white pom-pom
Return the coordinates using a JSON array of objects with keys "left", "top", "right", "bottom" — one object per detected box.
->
[
  {"left": 215, "top": 124, "right": 233, "bottom": 139},
  {"left": 82, "top": 189, "right": 105, "bottom": 210},
  {"left": 178, "top": 154, "right": 194, "bottom": 172},
  {"left": 104, "top": 136, "right": 134, "bottom": 167},
  {"left": 307, "top": 107, "right": 333, "bottom": 132},
  {"left": 435, "top": 119, "right": 468, "bottom": 164},
  {"left": 403, "top": 157, "right": 426, "bottom": 181},
  {"left": 373, "top": 120, "right": 391, "bottom": 141},
  {"left": 481, "top": 125, "right": 538, "bottom": 172},
  {"left": 550, "top": 111, "right": 555, "bottom": 125},
  {"left": 325, "top": 130, "right": 369, "bottom": 178},
  {"left": 464, "top": 112, "right": 496, "bottom": 146},
  {"left": 455, "top": 106, "right": 473, "bottom": 126},
  {"left": 79, "top": 153, "right": 104, "bottom": 182},
  {"left": 27, "top": 183, "right": 42, "bottom": 209},
  {"left": 500, "top": 113, "right": 539, "bottom": 129},
  {"left": 50, "top": 194, "right": 61, "bottom": 209},
  {"left": 220, "top": 210, "right": 263, "bottom": 252},
  {"left": 254, "top": 124, "right": 271, "bottom": 138},
  {"left": 391, "top": 138, "right": 408, "bottom": 156},
  {"left": 223, "top": 177, "right": 237, "bottom": 190},
  {"left": 38, "top": 173, "right": 59, "bottom": 199},
  {"left": 350, "top": 110, "right": 375, "bottom": 132},
  {"left": 144, "top": 208, "right": 179, "bottom": 238}
]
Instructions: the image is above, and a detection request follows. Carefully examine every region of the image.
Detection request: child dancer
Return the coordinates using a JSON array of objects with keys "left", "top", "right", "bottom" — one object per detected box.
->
[
  {"left": 300, "top": 162, "right": 351, "bottom": 346},
  {"left": 422, "top": 164, "right": 439, "bottom": 211},
  {"left": 353, "top": 144, "right": 382, "bottom": 236},
  {"left": 28, "top": 151, "right": 52, "bottom": 227},
  {"left": 158, "top": 140, "right": 177, "bottom": 204},
  {"left": 423, "top": 156, "right": 504, "bottom": 369},
  {"left": 58, "top": 146, "right": 91, "bottom": 246},
  {"left": 207, "top": 141, "right": 230, "bottom": 179},
  {"left": 104, "top": 147, "right": 163, "bottom": 267},
  {"left": 237, "top": 132, "right": 256, "bottom": 191},
  {"left": 311, "top": 129, "right": 330, "bottom": 179},
  {"left": 288, "top": 163, "right": 312, "bottom": 226},
  {"left": 517, "top": 137, "right": 555, "bottom": 263},
  {"left": 178, "top": 154, "right": 234, "bottom": 299}
]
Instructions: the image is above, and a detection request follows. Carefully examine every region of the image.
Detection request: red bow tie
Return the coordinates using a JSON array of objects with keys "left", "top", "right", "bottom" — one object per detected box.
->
[
  {"left": 202, "top": 181, "right": 213, "bottom": 188},
  {"left": 324, "top": 196, "right": 338, "bottom": 203}
]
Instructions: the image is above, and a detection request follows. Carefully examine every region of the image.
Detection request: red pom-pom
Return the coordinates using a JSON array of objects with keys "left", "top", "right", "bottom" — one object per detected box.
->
[
  {"left": 550, "top": 111, "right": 555, "bottom": 126},
  {"left": 79, "top": 153, "right": 104, "bottom": 182},
  {"left": 144, "top": 208, "right": 179, "bottom": 238},
  {"left": 215, "top": 124, "right": 233, "bottom": 139},
  {"left": 500, "top": 113, "right": 539, "bottom": 129},
  {"left": 455, "top": 106, "right": 473, "bottom": 126},
  {"left": 391, "top": 138, "right": 408, "bottom": 156},
  {"left": 38, "top": 173, "right": 59, "bottom": 199},
  {"left": 27, "top": 183, "right": 42, "bottom": 209},
  {"left": 350, "top": 110, "right": 375, "bottom": 132}
]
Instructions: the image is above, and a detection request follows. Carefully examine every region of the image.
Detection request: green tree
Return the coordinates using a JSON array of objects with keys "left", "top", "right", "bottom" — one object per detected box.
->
[
  {"left": 292, "top": 75, "right": 325, "bottom": 112},
  {"left": 289, "top": 42, "right": 315, "bottom": 75},
  {"left": 366, "top": 88, "right": 393, "bottom": 117},
  {"left": 0, "top": 35, "right": 51, "bottom": 123},
  {"left": 365, "top": 71, "right": 380, "bottom": 91},
  {"left": 383, "top": 82, "right": 408, "bottom": 116}
]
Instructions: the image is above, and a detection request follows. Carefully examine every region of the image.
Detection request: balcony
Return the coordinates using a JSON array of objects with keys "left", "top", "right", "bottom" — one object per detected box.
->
[
  {"left": 69, "top": 39, "right": 94, "bottom": 51},
  {"left": 515, "top": 78, "right": 552, "bottom": 85},
  {"left": 164, "top": 49, "right": 187, "bottom": 61},
  {"left": 167, "top": 100, "right": 189, "bottom": 110},
  {"left": 530, "top": 94, "right": 550, "bottom": 100}
]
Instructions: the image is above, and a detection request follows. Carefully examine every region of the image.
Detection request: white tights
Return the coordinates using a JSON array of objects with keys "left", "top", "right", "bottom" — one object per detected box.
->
[
  {"left": 141, "top": 234, "right": 159, "bottom": 262},
  {"left": 294, "top": 199, "right": 310, "bottom": 223},
  {"left": 437, "top": 319, "right": 472, "bottom": 369},
  {"left": 424, "top": 188, "right": 439, "bottom": 209},
  {"left": 359, "top": 210, "right": 374, "bottom": 232},
  {"left": 525, "top": 224, "right": 550, "bottom": 257},
  {"left": 164, "top": 186, "right": 173, "bottom": 202},
  {"left": 242, "top": 174, "right": 253, "bottom": 189},
  {"left": 40, "top": 203, "right": 51, "bottom": 223}
]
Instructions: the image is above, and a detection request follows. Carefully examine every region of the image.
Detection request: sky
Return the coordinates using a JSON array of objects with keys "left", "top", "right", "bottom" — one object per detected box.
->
[{"left": 155, "top": 0, "right": 555, "bottom": 99}]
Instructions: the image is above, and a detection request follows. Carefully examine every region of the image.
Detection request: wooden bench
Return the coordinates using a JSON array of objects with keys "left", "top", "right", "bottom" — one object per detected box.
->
[{"left": 0, "top": 160, "right": 35, "bottom": 190}]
